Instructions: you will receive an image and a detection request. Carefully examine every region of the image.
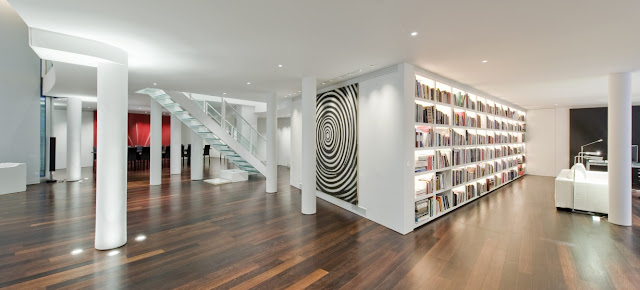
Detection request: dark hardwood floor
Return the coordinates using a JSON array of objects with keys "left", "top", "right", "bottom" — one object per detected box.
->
[{"left": 1, "top": 159, "right": 640, "bottom": 289}]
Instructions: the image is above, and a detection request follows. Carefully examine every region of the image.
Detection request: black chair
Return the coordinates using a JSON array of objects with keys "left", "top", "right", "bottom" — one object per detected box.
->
[
  {"left": 181, "top": 144, "right": 185, "bottom": 166},
  {"left": 203, "top": 144, "right": 211, "bottom": 166},
  {"left": 141, "top": 147, "right": 151, "bottom": 169},
  {"left": 163, "top": 145, "right": 170, "bottom": 167},
  {"left": 185, "top": 144, "right": 191, "bottom": 166},
  {"left": 127, "top": 147, "right": 138, "bottom": 170}
]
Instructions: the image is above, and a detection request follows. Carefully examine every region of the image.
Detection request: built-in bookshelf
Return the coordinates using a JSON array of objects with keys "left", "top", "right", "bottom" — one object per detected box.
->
[{"left": 413, "top": 74, "right": 526, "bottom": 227}]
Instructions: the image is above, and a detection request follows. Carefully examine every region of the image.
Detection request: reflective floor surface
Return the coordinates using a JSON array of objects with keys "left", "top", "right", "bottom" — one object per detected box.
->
[{"left": 1, "top": 159, "right": 639, "bottom": 289}]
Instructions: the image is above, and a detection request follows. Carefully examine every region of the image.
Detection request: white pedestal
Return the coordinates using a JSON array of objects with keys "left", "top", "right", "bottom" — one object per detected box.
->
[
  {"left": 0, "top": 163, "right": 27, "bottom": 195},
  {"left": 220, "top": 169, "right": 248, "bottom": 182}
]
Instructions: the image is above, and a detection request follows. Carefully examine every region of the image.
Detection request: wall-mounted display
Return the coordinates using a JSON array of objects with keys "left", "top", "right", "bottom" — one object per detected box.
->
[{"left": 316, "top": 84, "right": 359, "bottom": 204}]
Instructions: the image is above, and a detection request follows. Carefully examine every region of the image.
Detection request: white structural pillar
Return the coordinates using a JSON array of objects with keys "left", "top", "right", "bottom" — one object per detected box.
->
[
  {"left": 301, "top": 77, "right": 317, "bottom": 214},
  {"left": 150, "top": 100, "right": 162, "bottom": 185},
  {"left": 170, "top": 115, "right": 182, "bottom": 175},
  {"left": 266, "top": 93, "right": 278, "bottom": 193},
  {"left": 95, "top": 62, "right": 128, "bottom": 250},
  {"left": 191, "top": 131, "right": 203, "bottom": 180},
  {"left": 608, "top": 72, "right": 632, "bottom": 226},
  {"left": 66, "top": 97, "right": 82, "bottom": 181}
]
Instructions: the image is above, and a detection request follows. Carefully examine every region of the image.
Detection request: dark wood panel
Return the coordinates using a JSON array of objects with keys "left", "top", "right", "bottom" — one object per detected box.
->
[{"left": 0, "top": 159, "right": 639, "bottom": 289}]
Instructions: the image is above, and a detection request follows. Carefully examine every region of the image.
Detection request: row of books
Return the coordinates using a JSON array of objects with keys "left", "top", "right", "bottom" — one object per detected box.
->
[
  {"left": 453, "top": 93, "right": 475, "bottom": 110},
  {"left": 415, "top": 172, "right": 447, "bottom": 196},
  {"left": 415, "top": 80, "right": 453, "bottom": 104},
  {"left": 415, "top": 127, "right": 433, "bottom": 148},
  {"left": 418, "top": 129, "right": 524, "bottom": 147},
  {"left": 452, "top": 168, "right": 465, "bottom": 187},
  {"left": 415, "top": 78, "right": 526, "bottom": 123},
  {"left": 416, "top": 104, "right": 450, "bottom": 124},
  {"left": 477, "top": 100, "right": 525, "bottom": 121},
  {"left": 415, "top": 154, "right": 434, "bottom": 172},
  {"left": 434, "top": 130, "right": 451, "bottom": 147},
  {"left": 416, "top": 169, "right": 523, "bottom": 222},
  {"left": 416, "top": 149, "right": 523, "bottom": 173}
]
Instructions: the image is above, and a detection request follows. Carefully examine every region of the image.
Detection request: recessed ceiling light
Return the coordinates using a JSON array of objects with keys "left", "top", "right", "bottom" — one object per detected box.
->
[
  {"left": 135, "top": 235, "right": 147, "bottom": 241},
  {"left": 107, "top": 250, "right": 120, "bottom": 256},
  {"left": 71, "top": 249, "right": 83, "bottom": 255},
  {"left": 321, "top": 82, "right": 326, "bottom": 85},
  {"left": 278, "top": 64, "right": 283, "bottom": 68},
  {"left": 138, "top": 108, "right": 142, "bottom": 110},
  {"left": 359, "top": 69, "right": 362, "bottom": 72},
  {"left": 246, "top": 82, "right": 251, "bottom": 85},
  {"left": 482, "top": 60, "right": 488, "bottom": 63},
  {"left": 153, "top": 83, "right": 157, "bottom": 86},
  {"left": 298, "top": 91, "right": 301, "bottom": 93},
  {"left": 223, "top": 93, "right": 227, "bottom": 95},
  {"left": 411, "top": 32, "right": 418, "bottom": 36}
]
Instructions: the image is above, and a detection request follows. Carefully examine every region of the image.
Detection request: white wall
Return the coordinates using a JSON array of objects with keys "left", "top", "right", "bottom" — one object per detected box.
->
[
  {"left": 258, "top": 117, "right": 291, "bottom": 167},
  {"left": 526, "top": 108, "right": 570, "bottom": 176},
  {"left": 289, "top": 65, "right": 409, "bottom": 233},
  {"left": 53, "top": 108, "right": 95, "bottom": 169},
  {"left": 0, "top": 2, "right": 41, "bottom": 184}
]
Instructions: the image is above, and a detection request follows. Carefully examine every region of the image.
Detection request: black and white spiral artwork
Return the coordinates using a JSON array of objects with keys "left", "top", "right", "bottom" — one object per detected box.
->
[{"left": 316, "top": 84, "right": 358, "bottom": 204}]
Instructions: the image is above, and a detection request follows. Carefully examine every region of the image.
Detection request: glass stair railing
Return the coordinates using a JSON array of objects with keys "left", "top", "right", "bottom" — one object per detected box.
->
[
  {"left": 137, "top": 88, "right": 263, "bottom": 175},
  {"left": 185, "top": 94, "right": 268, "bottom": 165}
]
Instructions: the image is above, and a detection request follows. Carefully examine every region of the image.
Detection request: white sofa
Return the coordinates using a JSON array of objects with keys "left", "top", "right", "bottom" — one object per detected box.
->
[
  {"left": 555, "top": 164, "right": 609, "bottom": 214},
  {"left": 0, "top": 163, "right": 27, "bottom": 195}
]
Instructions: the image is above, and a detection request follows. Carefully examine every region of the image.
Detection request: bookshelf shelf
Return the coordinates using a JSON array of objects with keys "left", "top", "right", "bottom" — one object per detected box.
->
[
  {"left": 413, "top": 72, "right": 526, "bottom": 228},
  {"left": 414, "top": 154, "right": 524, "bottom": 176}
]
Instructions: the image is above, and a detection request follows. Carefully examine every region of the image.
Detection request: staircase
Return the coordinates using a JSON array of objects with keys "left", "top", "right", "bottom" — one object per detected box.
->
[{"left": 137, "top": 88, "right": 266, "bottom": 176}]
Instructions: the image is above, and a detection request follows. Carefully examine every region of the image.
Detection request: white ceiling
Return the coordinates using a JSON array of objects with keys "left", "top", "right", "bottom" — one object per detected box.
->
[{"left": 6, "top": 0, "right": 640, "bottom": 109}]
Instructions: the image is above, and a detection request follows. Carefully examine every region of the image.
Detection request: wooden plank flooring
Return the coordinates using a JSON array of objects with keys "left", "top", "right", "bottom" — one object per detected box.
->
[{"left": 1, "top": 159, "right": 640, "bottom": 289}]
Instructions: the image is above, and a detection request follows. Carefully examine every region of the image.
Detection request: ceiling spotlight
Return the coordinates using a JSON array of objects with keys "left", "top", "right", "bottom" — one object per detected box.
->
[
  {"left": 411, "top": 32, "right": 418, "bottom": 36},
  {"left": 482, "top": 60, "right": 488, "bottom": 63},
  {"left": 107, "top": 250, "right": 120, "bottom": 257},
  {"left": 71, "top": 249, "right": 83, "bottom": 255},
  {"left": 246, "top": 82, "right": 251, "bottom": 85},
  {"left": 135, "top": 235, "right": 147, "bottom": 242},
  {"left": 278, "top": 64, "right": 283, "bottom": 68}
]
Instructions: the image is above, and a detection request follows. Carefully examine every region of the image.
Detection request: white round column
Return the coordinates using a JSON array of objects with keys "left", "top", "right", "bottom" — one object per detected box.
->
[
  {"left": 266, "top": 93, "right": 278, "bottom": 193},
  {"left": 301, "top": 76, "right": 317, "bottom": 214},
  {"left": 608, "top": 72, "right": 632, "bottom": 226},
  {"left": 191, "top": 131, "right": 203, "bottom": 180},
  {"left": 150, "top": 100, "right": 162, "bottom": 185},
  {"left": 95, "top": 62, "right": 128, "bottom": 250},
  {"left": 66, "top": 97, "right": 82, "bottom": 181},
  {"left": 170, "top": 115, "right": 182, "bottom": 175}
]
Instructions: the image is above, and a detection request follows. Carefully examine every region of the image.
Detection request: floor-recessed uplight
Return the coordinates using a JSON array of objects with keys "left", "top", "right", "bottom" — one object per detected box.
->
[
  {"left": 482, "top": 60, "right": 488, "bottom": 63},
  {"left": 107, "top": 250, "right": 120, "bottom": 256},
  {"left": 411, "top": 32, "right": 418, "bottom": 37},
  {"left": 135, "top": 235, "right": 147, "bottom": 242},
  {"left": 71, "top": 249, "right": 83, "bottom": 255}
]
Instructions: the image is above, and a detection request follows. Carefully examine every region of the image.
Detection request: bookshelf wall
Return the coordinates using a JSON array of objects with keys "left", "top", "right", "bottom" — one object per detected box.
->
[{"left": 412, "top": 73, "right": 527, "bottom": 228}]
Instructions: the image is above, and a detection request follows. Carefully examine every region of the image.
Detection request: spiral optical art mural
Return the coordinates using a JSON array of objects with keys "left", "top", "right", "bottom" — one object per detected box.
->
[{"left": 316, "top": 84, "right": 359, "bottom": 204}]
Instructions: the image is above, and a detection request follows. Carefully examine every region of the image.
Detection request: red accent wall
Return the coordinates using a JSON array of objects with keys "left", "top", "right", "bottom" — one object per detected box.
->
[{"left": 93, "top": 112, "right": 171, "bottom": 147}]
